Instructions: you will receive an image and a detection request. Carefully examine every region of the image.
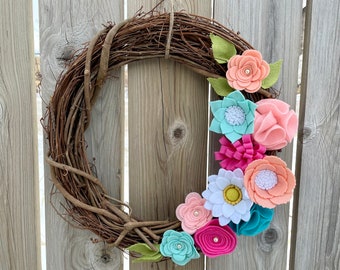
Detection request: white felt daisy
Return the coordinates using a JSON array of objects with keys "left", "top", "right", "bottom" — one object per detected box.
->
[{"left": 202, "top": 168, "right": 253, "bottom": 226}]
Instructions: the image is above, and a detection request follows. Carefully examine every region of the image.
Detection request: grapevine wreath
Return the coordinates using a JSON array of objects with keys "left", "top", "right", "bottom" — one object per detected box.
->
[{"left": 45, "top": 9, "right": 298, "bottom": 266}]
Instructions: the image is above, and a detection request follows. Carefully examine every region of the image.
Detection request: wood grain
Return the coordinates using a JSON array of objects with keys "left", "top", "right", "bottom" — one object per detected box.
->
[
  {"left": 0, "top": 0, "right": 40, "bottom": 269},
  {"left": 293, "top": 0, "right": 340, "bottom": 268},
  {"left": 127, "top": 1, "right": 210, "bottom": 269},
  {"left": 40, "top": 1, "right": 123, "bottom": 269},
  {"left": 209, "top": 1, "right": 303, "bottom": 269}
]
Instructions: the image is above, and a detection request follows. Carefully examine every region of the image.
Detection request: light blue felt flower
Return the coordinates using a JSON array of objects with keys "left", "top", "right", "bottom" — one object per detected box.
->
[
  {"left": 209, "top": 90, "right": 257, "bottom": 143},
  {"left": 228, "top": 204, "right": 274, "bottom": 236},
  {"left": 160, "top": 230, "right": 200, "bottom": 266}
]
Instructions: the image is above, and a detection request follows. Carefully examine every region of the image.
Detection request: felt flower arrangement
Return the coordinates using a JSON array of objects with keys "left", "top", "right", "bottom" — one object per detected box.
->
[{"left": 127, "top": 34, "right": 298, "bottom": 266}]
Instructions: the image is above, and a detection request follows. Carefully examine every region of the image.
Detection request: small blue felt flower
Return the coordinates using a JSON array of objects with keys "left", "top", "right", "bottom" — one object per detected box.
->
[
  {"left": 228, "top": 204, "right": 274, "bottom": 236},
  {"left": 209, "top": 90, "right": 257, "bottom": 143},
  {"left": 160, "top": 230, "right": 200, "bottom": 266}
]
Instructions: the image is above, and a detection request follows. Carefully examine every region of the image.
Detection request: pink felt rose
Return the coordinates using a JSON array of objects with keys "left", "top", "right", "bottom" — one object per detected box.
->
[
  {"left": 253, "top": 99, "right": 298, "bottom": 150},
  {"left": 176, "top": 192, "right": 213, "bottom": 234},
  {"left": 215, "top": 134, "right": 266, "bottom": 171},
  {"left": 194, "top": 219, "right": 237, "bottom": 258},
  {"left": 226, "top": 50, "right": 270, "bottom": 93}
]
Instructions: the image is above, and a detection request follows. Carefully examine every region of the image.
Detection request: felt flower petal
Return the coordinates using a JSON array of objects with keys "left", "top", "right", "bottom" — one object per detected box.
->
[
  {"left": 212, "top": 204, "right": 223, "bottom": 217},
  {"left": 209, "top": 118, "right": 223, "bottom": 133},
  {"left": 210, "top": 100, "right": 223, "bottom": 114}
]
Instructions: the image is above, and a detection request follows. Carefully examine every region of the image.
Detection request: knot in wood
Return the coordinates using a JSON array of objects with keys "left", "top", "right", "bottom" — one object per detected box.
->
[
  {"left": 58, "top": 45, "right": 75, "bottom": 64},
  {"left": 258, "top": 228, "right": 279, "bottom": 253},
  {"left": 263, "top": 228, "right": 278, "bottom": 244},
  {"left": 169, "top": 121, "right": 187, "bottom": 145},
  {"left": 100, "top": 253, "right": 111, "bottom": 264},
  {"left": 302, "top": 127, "right": 312, "bottom": 139}
]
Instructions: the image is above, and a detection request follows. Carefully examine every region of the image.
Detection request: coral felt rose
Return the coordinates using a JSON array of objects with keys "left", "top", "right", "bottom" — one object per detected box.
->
[
  {"left": 226, "top": 50, "right": 270, "bottom": 93},
  {"left": 215, "top": 134, "right": 266, "bottom": 171},
  {"left": 209, "top": 91, "right": 257, "bottom": 143},
  {"left": 176, "top": 192, "right": 213, "bottom": 234},
  {"left": 160, "top": 230, "right": 200, "bottom": 266},
  {"left": 194, "top": 219, "right": 237, "bottom": 258},
  {"left": 244, "top": 156, "right": 296, "bottom": 208},
  {"left": 229, "top": 204, "right": 274, "bottom": 236},
  {"left": 202, "top": 168, "right": 253, "bottom": 226},
  {"left": 253, "top": 99, "right": 298, "bottom": 150}
]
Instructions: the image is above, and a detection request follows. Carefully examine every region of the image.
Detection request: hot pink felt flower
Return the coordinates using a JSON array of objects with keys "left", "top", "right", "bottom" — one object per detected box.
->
[
  {"left": 253, "top": 99, "right": 298, "bottom": 150},
  {"left": 176, "top": 192, "right": 213, "bottom": 234},
  {"left": 215, "top": 134, "right": 266, "bottom": 171},
  {"left": 226, "top": 50, "right": 270, "bottom": 93},
  {"left": 244, "top": 156, "right": 296, "bottom": 208},
  {"left": 194, "top": 219, "right": 237, "bottom": 258}
]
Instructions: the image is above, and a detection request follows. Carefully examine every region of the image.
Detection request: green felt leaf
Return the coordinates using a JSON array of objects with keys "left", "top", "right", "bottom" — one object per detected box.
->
[
  {"left": 127, "top": 243, "right": 160, "bottom": 257},
  {"left": 128, "top": 243, "right": 163, "bottom": 263},
  {"left": 208, "top": 77, "right": 234, "bottom": 96},
  {"left": 210, "top": 33, "right": 237, "bottom": 63},
  {"left": 132, "top": 253, "right": 163, "bottom": 263},
  {"left": 261, "top": 60, "right": 283, "bottom": 89}
]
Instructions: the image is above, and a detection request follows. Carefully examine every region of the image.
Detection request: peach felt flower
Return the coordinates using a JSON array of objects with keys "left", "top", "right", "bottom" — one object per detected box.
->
[
  {"left": 226, "top": 50, "right": 270, "bottom": 93},
  {"left": 176, "top": 192, "right": 213, "bottom": 234},
  {"left": 253, "top": 99, "right": 298, "bottom": 150},
  {"left": 244, "top": 156, "right": 296, "bottom": 208}
]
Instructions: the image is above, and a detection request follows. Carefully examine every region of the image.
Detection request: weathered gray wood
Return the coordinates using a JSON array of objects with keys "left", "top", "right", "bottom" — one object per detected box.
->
[
  {"left": 210, "top": 1, "right": 303, "bottom": 269},
  {"left": 127, "top": 1, "right": 210, "bottom": 269},
  {"left": 0, "top": 0, "right": 40, "bottom": 269},
  {"left": 293, "top": 0, "right": 340, "bottom": 269},
  {"left": 40, "top": 1, "right": 123, "bottom": 269}
]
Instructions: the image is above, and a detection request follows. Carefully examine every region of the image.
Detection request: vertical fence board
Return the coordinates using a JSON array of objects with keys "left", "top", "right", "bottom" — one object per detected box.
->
[
  {"left": 127, "top": 1, "right": 210, "bottom": 270},
  {"left": 210, "top": 1, "right": 303, "bottom": 269},
  {"left": 293, "top": 0, "right": 340, "bottom": 269},
  {"left": 0, "top": 0, "right": 39, "bottom": 269},
  {"left": 40, "top": 0, "right": 123, "bottom": 269}
]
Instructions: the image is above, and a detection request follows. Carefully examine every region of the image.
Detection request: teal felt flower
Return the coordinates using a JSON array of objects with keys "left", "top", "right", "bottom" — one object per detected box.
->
[
  {"left": 209, "top": 91, "right": 257, "bottom": 143},
  {"left": 160, "top": 230, "right": 200, "bottom": 266},
  {"left": 228, "top": 204, "right": 274, "bottom": 236}
]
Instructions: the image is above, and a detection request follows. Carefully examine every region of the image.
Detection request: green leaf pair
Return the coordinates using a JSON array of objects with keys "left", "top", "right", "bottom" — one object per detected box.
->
[
  {"left": 209, "top": 33, "right": 283, "bottom": 95},
  {"left": 127, "top": 243, "right": 163, "bottom": 263}
]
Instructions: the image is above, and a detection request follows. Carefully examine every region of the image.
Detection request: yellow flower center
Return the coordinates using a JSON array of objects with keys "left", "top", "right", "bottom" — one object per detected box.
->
[{"left": 223, "top": 184, "right": 242, "bottom": 205}]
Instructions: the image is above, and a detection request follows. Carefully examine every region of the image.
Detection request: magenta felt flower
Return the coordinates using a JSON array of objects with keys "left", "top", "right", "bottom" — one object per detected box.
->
[
  {"left": 215, "top": 134, "right": 266, "bottom": 171},
  {"left": 176, "top": 192, "right": 213, "bottom": 234},
  {"left": 194, "top": 219, "right": 237, "bottom": 258}
]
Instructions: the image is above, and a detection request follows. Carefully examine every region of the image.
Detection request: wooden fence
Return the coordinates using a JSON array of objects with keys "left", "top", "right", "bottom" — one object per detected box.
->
[{"left": 0, "top": 0, "right": 339, "bottom": 269}]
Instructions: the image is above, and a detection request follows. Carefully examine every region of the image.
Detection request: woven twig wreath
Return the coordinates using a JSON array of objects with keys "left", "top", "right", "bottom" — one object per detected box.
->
[{"left": 45, "top": 10, "right": 297, "bottom": 265}]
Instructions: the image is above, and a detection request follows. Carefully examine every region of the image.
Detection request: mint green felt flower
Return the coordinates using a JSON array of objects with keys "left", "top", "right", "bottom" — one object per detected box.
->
[
  {"left": 160, "top": 230, "right": 200, "bottom": 266},
  {"left": 209, "top": 91, "right": 257, "bottom": 143}
]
